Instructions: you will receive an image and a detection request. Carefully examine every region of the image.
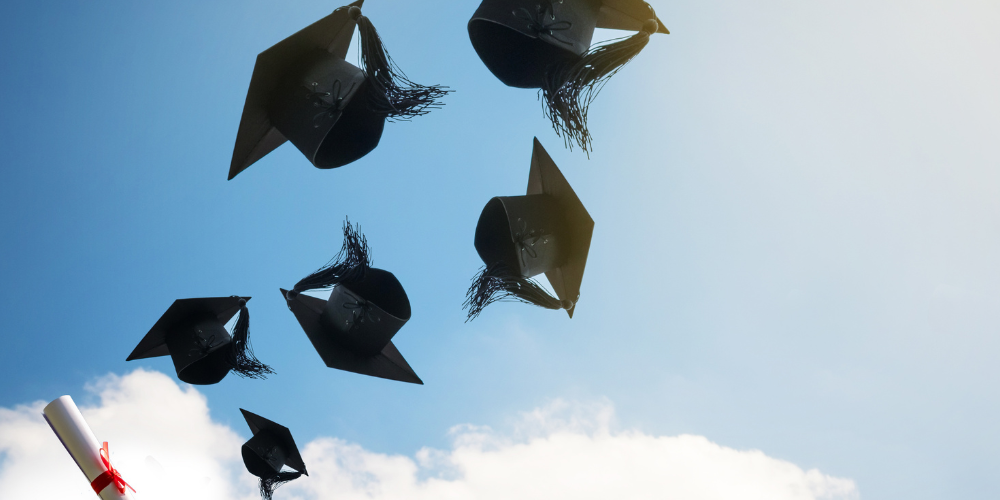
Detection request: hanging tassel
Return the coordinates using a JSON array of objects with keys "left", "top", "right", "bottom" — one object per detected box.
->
[
  {"left": 463, "top": 262, "right": 570, "bottom": 321},
  {"left": 225, "top": 299, "right": 275, "bottom": 379},
  {"left": 540, "top": 19, "right": 659, "bottom": 154},
  {"left": 289, "top": 218, "right": 371, "bottom": 297},
  {"left": 352, "top": 9, "right": 452, "bottom": 120},
  {"left": 259, "top": 471, "right": 302, "bottom": 500}
]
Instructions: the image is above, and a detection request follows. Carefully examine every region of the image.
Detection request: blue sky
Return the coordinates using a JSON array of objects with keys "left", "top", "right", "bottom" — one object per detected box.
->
[{"left": 1, "top": 1, "right": 999, "bottom": 499}]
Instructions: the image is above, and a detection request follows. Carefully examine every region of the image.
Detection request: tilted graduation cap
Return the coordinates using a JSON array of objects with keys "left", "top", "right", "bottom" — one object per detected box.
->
[
  {"left": 126, "top": 296, "right": 273, "bottom": 385},
  {"left": 468, "top": 0, "right": 668, "bottom": 153},
  {"left": 230, "top": 0, "right": 451, "bottom": 180},
  {"left": 464, "top": 138, "right": 594, "bottom": 320},
  {"left": 240, "top": 409, "right": 307, "bottom": 500},
  {"left": 282, "top": 219, "right": 421, "bottom": 384}
]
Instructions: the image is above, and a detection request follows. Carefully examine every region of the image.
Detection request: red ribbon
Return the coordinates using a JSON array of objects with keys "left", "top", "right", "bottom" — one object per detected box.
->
[{"left": 90, "top": 442, "right": 136, "bottom": 496}]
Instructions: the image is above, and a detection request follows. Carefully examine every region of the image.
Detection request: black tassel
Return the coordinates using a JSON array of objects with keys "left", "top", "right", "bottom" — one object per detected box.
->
[
  {"left": 259, "top": 471, "right": 302, "bottom": 500},
  {"left": 540, "top": 20, "right": 658, "bottom": 154},
  {"left": 292, "top": 218, "right": 371, "bottom": 294},
  {"left": 355, "top": 14, "right": 452, "bottom": 120},
  {"left": 225, "top": 300, "right": 275, "bottom": 379},
  {"left": 463, "top": 263, "right": 567, "bottom": 322}
]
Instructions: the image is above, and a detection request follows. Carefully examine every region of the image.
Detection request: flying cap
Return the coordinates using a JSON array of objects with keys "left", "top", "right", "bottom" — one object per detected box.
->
[
  {"left": 240, "top": 409, "right": 307, "bottom": 500},
  {"left": 127, "top": 297, "right": 272, "bottom": 385},
  {"left": 282, "top": 219, "right": 421, "bottom": 384},
  {"left": 230, "top": 1, "right": 451, "bottom": 179},
  {"left": 468, "top": 0, "right": 667, "bottom": 153},
  {"left": 465, "top": 138, "right": 594, "bottom": 320}
]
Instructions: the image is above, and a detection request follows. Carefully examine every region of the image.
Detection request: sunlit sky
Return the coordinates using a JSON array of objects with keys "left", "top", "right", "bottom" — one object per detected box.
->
[{"left": 1, "top": 1, "right": 998, "bottom": 499}]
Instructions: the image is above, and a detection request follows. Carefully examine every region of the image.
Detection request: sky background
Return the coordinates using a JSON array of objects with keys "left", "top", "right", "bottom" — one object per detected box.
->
[{"left": 1, "top": 0, "right": 999, "bottom": 499}]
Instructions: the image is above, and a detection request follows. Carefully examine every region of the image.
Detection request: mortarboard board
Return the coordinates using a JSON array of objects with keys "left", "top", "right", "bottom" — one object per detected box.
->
[
  {"left": 467, "top": 0, "right": 668, "bottom": 153},
  {"left": 282, "top": 219, "right": 421, "bottom": 384},
  {"left": 230, "top": 1, "right": 451, "bottom": 180},
  {"left": 240, "top": 409, "right": 307, "bottom": 500},
  {"left": 465, "top": 138, "right": 594, "bottom": 320},
  {"left": 126, "top": 296, "right": 273, "bottom": 385}
]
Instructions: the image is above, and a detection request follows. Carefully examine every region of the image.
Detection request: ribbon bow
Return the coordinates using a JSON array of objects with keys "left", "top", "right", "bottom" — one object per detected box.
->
[
  {"left": 513, "top": 2, "right": 573, "bottom": 45},
  {"left": 343, "top": 298, "right": 380, "bottom": 331},
  {"left": 91, "top": 442, "right": 136, "bottom": 496},
  {"left": 306, "top": 79, "right": 358, "bottom": 127},
  {"left": 513, "top": 218, "right": 549, "bottom": 269},
  {"left": 187, "top": 333, "right": 219, "bottom": 358}
]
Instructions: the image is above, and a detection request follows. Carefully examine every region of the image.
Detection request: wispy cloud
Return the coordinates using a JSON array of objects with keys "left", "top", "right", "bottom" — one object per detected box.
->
[{"left": 0, "top": 370, "right": 857, "bottom": 500}]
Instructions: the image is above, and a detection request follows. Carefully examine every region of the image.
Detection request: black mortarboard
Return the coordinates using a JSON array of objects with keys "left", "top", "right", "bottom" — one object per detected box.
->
[
  {"left": 465, "top": 138, "right": 594, "bottom": 320},
  {"left": 282, "top": 220, "right": 421, "bottom": 384},
  {"left": 230, "top": 1, "right": 451, "bottom": 180},
  {"left": 126, "top": 296, "right": 273, "bottom": 385},
  {"left": 240, "top": 409, "right": 307, "bottom": 500},
  {"left": 468, "top": 0, "right": 668, "bottom": 153}
]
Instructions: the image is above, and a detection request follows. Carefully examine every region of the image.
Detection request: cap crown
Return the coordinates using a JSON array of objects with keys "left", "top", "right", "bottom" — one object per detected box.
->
[
  {"left": 242, "top": 430, "right": 288, "bottom": 478},
  {"left": 267, "top": 53, "right": 384, "bottom": 169},
  {"left": 469, "top": 0, "right": 598, "bottom": 88},
  {"left": 320, "top": 269, "right": 412, "bottom": 356},
  {"left": 468, "top": 0, "right": 667, "bottom": 88},
  {"left": 165, "top": 316, "right": 233, "bottom": 385},
  {"left": 475, "top": 194, "right": 569, "bottom": 279}
]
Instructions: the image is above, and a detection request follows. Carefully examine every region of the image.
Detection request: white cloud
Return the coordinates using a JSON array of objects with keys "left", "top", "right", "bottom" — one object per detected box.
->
[
  {"left": 0, "top": 369, "right": 253, "bottom": 500},
  {"left": 0, "top": 371, "right": 858, "bottom": 500}
]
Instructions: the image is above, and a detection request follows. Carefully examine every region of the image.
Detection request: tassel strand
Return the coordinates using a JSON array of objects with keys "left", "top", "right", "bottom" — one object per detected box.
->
[
  {"left": 259, "top": 471, "right": 302, "bottom": 500},
  {"left": 226, "top": 300, "right": 274, "bottom": 379},
  {"left": 292, "top": 218, "right": 371, "bottom": 294},
  {"left": 463, "top": 263, "right": 565, "bottom": 321},
  {"left": 541, "top": 22, "right": 656, "bottom": 154},
  {"left": 356, "top": 15, "right": 452, "bottom": 120}
]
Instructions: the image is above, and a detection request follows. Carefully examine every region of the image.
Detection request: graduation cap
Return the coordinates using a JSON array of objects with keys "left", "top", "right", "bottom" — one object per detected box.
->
[
  {"left": 468, "top": 0, "right": 668, "bottom": 153},
  {"left": 464, "top": 138, "right": 594, "bottom": 320},
  {"left": 230, "top": 0, "right": 451, "bottom": 180},
  {"left": 126, "top": 296, "right": 273, "bottom": 385},
  {"left": 240, "top": 409, "right": 307, "bottom": 500},
  {"left": 282, "top": 219, "right": 421, "bottom": 384}
]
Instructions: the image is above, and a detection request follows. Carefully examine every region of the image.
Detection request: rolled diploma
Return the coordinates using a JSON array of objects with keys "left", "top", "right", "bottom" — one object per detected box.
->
[{"left": 43, "top": 395, "right": 134, "bottom": 500}]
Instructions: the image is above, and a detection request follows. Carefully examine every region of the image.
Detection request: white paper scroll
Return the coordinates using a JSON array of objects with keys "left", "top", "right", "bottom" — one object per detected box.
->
[{"left": 43, "top": 395, "right": 135, "bottom": 500}]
